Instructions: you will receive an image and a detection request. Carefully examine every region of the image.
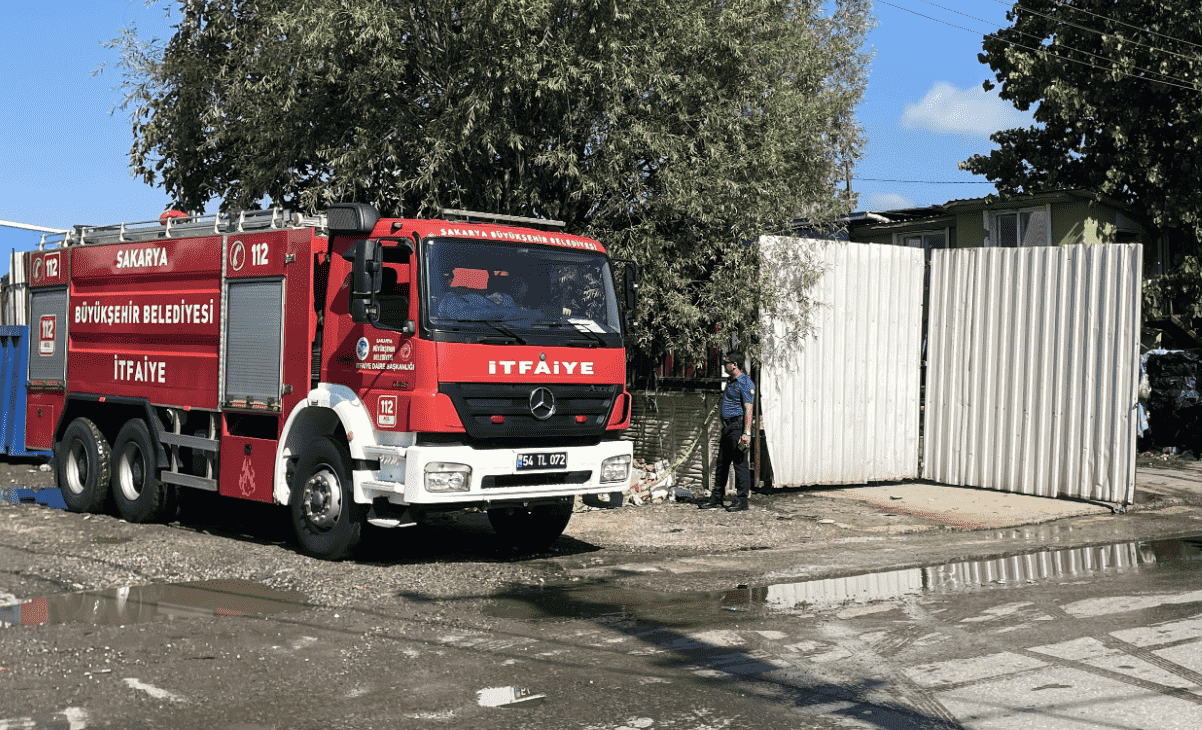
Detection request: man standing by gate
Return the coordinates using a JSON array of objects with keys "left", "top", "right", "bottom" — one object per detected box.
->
[{"left": 700, "top": 351, "right": 755, "bottom": 512}]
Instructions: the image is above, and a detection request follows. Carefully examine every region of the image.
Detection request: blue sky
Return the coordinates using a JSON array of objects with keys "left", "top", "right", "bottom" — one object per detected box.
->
[{"left": 0, "top": 1, "right": 1032, "bottom": 254}]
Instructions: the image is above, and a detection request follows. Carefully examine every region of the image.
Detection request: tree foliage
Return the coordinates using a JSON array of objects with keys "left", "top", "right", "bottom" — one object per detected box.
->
[
  {"left": 962, "top": 0, "right": 1202, "bottom": 249},
  {"left": 112, "top": 0, "right": 871, "bottom": 362}
]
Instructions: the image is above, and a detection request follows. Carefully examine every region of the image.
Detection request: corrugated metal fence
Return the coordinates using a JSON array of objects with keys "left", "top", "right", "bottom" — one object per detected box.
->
[
  {"left": 759, "top": 238, "right": 926, "bottom": 485},
  {"left": 622, "top": 390, "right": 722, "bottom": 491},
  {"left": 923, "top": 244, "right": 1142, "bottom": 504}
]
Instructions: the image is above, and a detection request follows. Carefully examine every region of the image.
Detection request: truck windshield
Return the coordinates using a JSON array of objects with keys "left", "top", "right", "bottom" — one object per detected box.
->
[{"left": 424, "top": 238, "right": 622, "bottom": 343}]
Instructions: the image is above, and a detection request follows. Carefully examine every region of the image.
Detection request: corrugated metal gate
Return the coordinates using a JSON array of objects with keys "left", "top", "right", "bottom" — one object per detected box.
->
[
  {"left": 760, "top": 239, "right": 926, "bottom": 484},
  {"left": 923, "top": 244, "right": 1142, "bottom": 504},
  {"left": 758, "top": 240, "right": 1142, "bottom": 506}
]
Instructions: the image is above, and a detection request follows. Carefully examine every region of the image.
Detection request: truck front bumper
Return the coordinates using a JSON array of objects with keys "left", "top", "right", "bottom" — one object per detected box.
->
[{"left": 355, "top": 439, "right": 633, "bottom": 506}]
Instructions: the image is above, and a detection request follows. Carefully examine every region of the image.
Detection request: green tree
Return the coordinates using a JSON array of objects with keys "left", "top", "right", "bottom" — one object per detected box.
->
[
  {"left": 112, "top": 0, "right": 871, "bottom": 362},
  {"left": 961, "top": 1, "right": 1202, "bottom": 251}
]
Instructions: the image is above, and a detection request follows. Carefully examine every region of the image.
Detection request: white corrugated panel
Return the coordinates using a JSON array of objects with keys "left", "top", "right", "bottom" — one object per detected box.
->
[
  {"left": 3, "top": 250, "right": 29, "bottom": 326},
  {"left": 923, "top": 245, "right": 1142, "bottom": 504},
  {"left": 760, "top": 238, "right": 925, "bottom": 485}
]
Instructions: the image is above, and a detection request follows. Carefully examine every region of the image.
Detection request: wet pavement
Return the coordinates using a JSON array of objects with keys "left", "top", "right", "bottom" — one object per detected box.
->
[
  {"left": 0, "top": 579, "right": 309, "bottom": 628},
  {"left": 3, "top": 460, "right": 1202, "bottom": 728}
]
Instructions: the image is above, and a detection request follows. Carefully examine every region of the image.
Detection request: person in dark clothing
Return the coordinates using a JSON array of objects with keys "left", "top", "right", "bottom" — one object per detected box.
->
[{"left": 701, "top": 351, "right": 755, "bottom": 512}]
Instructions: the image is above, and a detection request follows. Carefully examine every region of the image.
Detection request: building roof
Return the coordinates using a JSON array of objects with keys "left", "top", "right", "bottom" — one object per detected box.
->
[{"left": 842, "top": 188, "right": 1140, "bottom": 230}]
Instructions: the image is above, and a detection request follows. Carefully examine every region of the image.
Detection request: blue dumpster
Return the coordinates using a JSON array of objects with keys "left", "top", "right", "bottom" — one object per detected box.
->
[{"left": 1, "top": 325, "right": 52, "bottom": 457}]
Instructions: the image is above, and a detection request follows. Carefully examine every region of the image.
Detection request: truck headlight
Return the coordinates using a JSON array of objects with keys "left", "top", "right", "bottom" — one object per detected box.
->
[
  {"left": 425, "top": 462, "right": 471, "bottom": 492},
  {"left": 600, "top": 454, "right": 631, "bottom": 484}
]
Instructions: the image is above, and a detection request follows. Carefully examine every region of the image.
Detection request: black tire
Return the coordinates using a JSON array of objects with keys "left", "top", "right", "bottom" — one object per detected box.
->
[
  {"left": 487, "top": 499, "right": 573, "bottom": 551},
  {"left": 56, "top": 417, "right": 111, "bottom": 514},
  {"left": 289, "top": 436, "right": 364, "bottom": 560},
  {"left": 111, "top": 418, "right": 175, "bottom": 523}
]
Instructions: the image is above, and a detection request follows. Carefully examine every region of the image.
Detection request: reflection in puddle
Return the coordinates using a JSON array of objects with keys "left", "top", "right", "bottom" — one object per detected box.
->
[
  {"left": 485, "top": 537, "right": 1202, "bottom": 623},
  {"left": 767, "top": 537, "right": 1202, "bottom": 612},
  {"left": 0, "top": 579, "right": 308, "bottom": 627},
  {"left": 1, "top": 487, "right": 66, "bottom": 510}
]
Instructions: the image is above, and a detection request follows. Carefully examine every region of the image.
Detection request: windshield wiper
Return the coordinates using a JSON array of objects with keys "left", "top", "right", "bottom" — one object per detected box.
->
[
  {"left": 532, "top": 319, "right": 604, "bottom": 347},
  {"left": 478, "top": 320, "right": 528, "bottom": 345}
]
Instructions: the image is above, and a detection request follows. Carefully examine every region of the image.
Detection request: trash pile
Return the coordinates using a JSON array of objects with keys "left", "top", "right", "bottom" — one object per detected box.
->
[
  {"left": 625, "top": 458, "right": 696, "bottom": 505},
  {"left": 1143, "top": 349, "right": 1202, "bottom": 455},
  {"left": 578, "top": 458, "right": 697, "bottom": 510}
]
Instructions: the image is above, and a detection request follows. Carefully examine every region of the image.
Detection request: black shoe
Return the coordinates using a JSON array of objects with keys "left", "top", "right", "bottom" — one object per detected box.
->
[
  {"left": 699, "top": 498, "right": 725, "bottom": 510},
  {"left": 725, "top": 499, "right": 749, "bottom": 512}
]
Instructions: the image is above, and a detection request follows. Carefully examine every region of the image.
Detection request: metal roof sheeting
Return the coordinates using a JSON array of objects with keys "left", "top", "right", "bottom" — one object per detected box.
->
[
  {"left": 923, "top": 244, "right": 1143, "bottom": 504},
  {"left": 760, "top": 238, "right": 925, "bottom": 485}
]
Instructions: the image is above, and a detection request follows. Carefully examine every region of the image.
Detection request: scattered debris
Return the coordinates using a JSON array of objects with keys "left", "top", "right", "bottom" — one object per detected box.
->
[
  {"left": 476, "top": 686, "right": 546, "bottom": 707},
  {"left": 123, "top": 678, "right": 187, "bottom": 703}
]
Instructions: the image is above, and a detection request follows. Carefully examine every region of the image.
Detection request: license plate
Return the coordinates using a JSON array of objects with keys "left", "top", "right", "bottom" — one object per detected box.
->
[{"left": 516, "top": 452, "right": 567, "bottom": 471}]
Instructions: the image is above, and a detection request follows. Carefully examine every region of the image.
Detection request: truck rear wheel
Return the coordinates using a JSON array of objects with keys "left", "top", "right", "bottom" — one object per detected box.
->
[
  {"left": 487, "top": 500, "right": 573, "bottom": 551},
  {"left": 112, "top": 418, "right": 176, "bottom": 523},
  {"left": 56, "top": 417, "right": 111, "bottom": 514},
  {"left": 290, "top": 436, "right": 364, "bottom": 560}
]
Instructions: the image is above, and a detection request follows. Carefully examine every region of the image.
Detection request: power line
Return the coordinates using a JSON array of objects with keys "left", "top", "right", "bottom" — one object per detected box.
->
[
  {"left": 909, "top": 0, "right": 1198, "bottom": 79},
  {"left": 855, "top": 178, "right": 995, "bottom": 184},
  {"left": 993, "top": 0, "right": 1202, "bottom": 54},
  {"left": 984, "top": 0, "right": 1202, "bottom": 63},
  {"left": 876, "top": 0, "right": 1200, "bottom": 92}
]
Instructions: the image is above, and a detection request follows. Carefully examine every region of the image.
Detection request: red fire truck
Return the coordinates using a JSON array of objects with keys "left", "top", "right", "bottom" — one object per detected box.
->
[{"left": 21, "top": 205, "right": 636, "bottom": 558}]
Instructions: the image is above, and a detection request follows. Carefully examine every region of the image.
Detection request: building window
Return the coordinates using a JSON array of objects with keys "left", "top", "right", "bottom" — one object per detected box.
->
[
  {"left": 899, "top": 231, "right": 946, "bottom": 251},
  {"left": 1114, "top": 212, "right": 1142, "bottom": 244},
  {"left": 990, "top": 207, "right": 1050, "bottom": 247}
]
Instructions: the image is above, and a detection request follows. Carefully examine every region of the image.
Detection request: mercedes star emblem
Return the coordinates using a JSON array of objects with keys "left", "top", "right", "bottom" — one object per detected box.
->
[{"left": 528, "top": 387, "right": 556, "bottom": 421}]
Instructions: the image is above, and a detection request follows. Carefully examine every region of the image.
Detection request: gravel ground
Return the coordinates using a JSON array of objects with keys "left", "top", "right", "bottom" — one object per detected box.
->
[
  {"left": 0, "top": 452, "right": 903, "bottom": 609},
  {"left": 7, "top": 453, "right": 1202, "bottom": 609}
]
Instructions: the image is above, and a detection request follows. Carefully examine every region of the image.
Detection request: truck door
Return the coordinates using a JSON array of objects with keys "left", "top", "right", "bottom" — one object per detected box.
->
[{"left": 25, "top": 250, "right": 68, "bottom": 450}]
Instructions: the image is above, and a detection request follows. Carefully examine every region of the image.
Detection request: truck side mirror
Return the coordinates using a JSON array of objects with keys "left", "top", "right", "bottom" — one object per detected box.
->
[
  {"left": 343, "top": 239, "right": 382, "bottom": 324},
  {"left": 353, "top": 239, "right": 383, "bottom": 297},
  {"left": 343, "top": 239, "right": 414, "bottom": 334}
]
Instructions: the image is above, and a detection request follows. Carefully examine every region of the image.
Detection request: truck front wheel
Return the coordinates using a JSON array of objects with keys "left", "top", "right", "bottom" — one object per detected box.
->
[
  {"left": 290, "top": 437, "right": 364, "bottom": 560},
  {"left": 487, "top": 500, "right": 573, "bottom": 551},
  {"left": 56, "top": 417, "right": 111, "bottom": 514},
  {"left": 112, "top": 418, "right": 176, "bottom": 523}
]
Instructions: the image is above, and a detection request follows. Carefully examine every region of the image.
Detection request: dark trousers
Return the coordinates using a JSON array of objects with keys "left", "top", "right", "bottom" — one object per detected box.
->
[{"left": 713, "top": 418, "right": 750, "bottom": 501}]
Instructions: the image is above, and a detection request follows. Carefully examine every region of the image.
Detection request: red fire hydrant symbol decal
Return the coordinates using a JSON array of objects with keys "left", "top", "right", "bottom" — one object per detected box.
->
[{"left": 239, "top": 455, "right": 256, "bottom": 497}]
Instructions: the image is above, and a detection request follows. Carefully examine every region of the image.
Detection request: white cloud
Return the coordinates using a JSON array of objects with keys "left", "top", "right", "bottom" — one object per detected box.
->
[
  {"left": 901, "top": 82, "right": 1032, "bottom": 137},
  {"left": 865, "top": 192, "right": 914, "bottom": 210}
]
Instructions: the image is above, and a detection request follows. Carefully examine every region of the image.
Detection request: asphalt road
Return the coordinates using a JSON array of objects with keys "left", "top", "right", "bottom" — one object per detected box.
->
[{"left": 3, "top": 457, "right": 1202, "bottom": 729}]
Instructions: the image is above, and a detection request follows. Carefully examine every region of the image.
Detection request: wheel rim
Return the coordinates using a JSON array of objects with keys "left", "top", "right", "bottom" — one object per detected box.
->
[
  {"left": 117, "top": 442, "right": 146, "bottom": 502},
  {"left": 65, "top": 440, "right": 88, "bottom": 495},
  {"left": 302, "top": 466, "right": 342, "bottom": 531}
]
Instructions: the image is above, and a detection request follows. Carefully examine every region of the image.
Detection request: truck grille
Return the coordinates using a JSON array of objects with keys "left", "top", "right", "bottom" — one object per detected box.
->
[{"left": 439, "top": 382, "right": 620, "bottom": 440}]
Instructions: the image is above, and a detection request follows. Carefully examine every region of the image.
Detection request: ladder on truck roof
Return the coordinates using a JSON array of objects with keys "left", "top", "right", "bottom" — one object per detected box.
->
[{"left": 37, "top": 208, "right": 328, "bottom": 249}]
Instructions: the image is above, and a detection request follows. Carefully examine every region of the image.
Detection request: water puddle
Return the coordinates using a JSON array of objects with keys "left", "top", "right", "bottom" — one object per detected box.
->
[
  {"left": 0, "top": 579, "right": 308, "bottom": 628},
  {"left": 1, "top": 487, "right": 66, "bottom": 510},
  {"left": 485, "top": 536, "right": 1202, "bottom": 624}
]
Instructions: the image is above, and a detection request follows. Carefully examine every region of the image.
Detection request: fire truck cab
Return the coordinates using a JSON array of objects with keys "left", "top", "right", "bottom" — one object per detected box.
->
[{"left": 20, "top": 205, "right": 636, "bottom": 559}]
